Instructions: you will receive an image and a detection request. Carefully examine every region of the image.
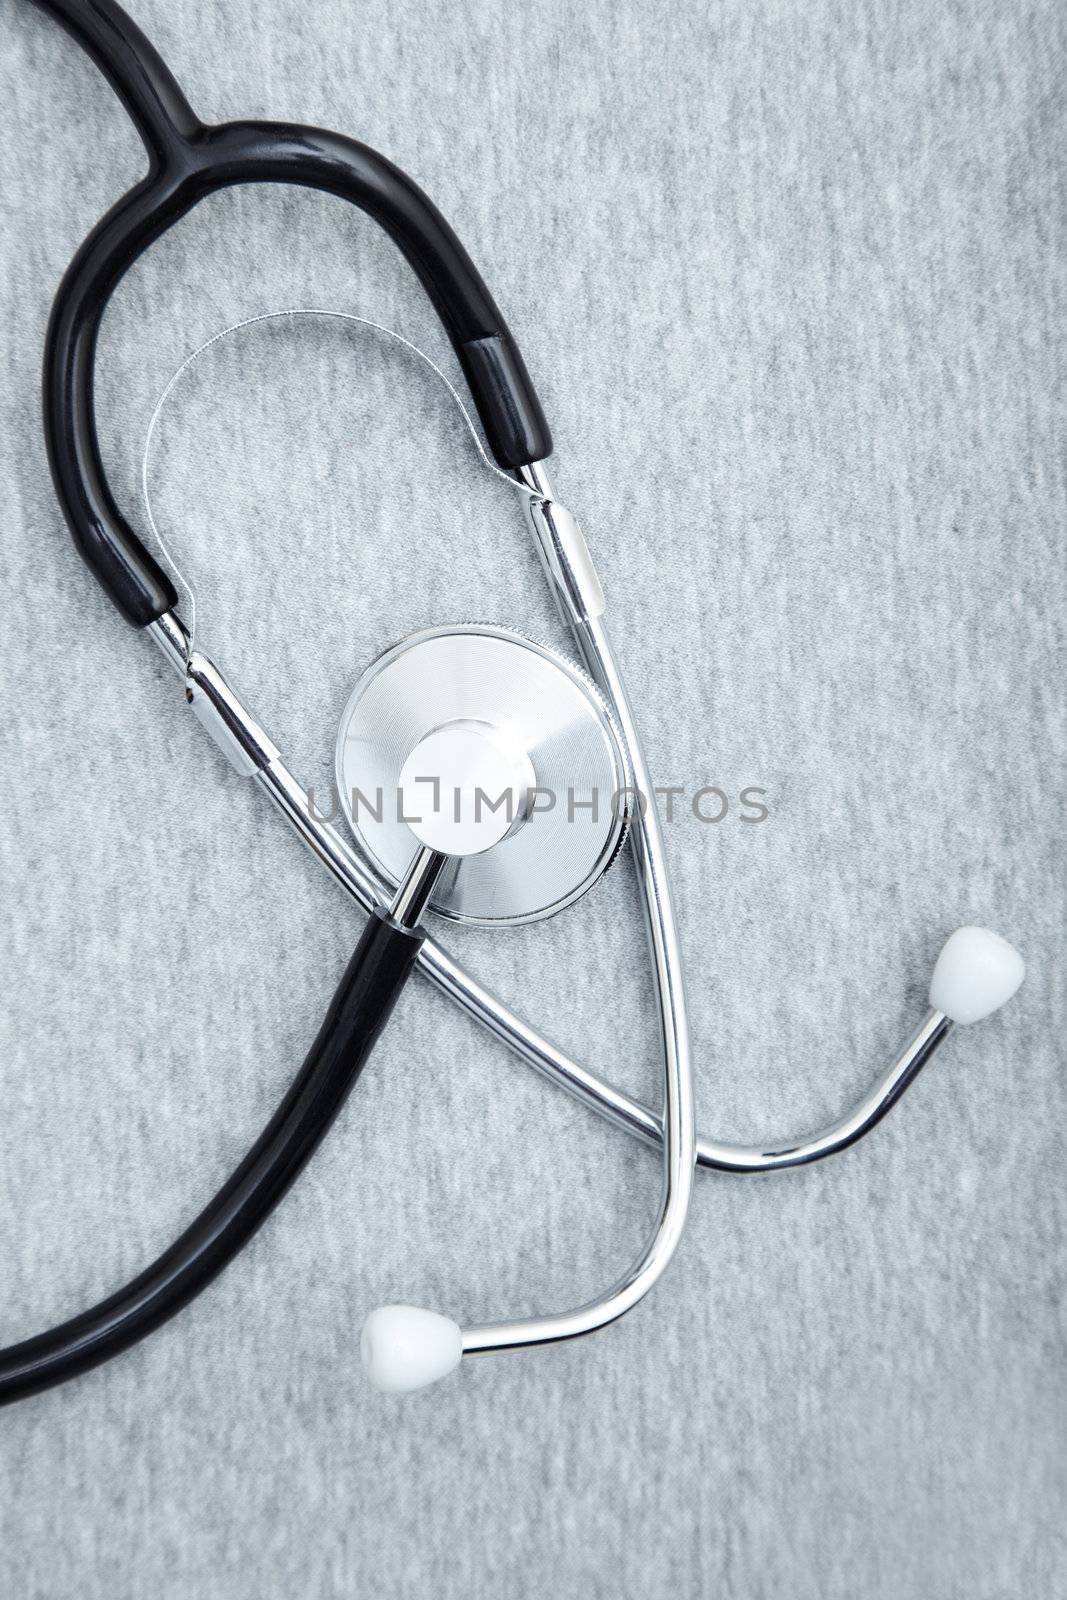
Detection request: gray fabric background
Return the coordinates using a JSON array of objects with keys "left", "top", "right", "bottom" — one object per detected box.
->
[{"left": 0, "top": 0, "right": 1063, "bottom": 1595}]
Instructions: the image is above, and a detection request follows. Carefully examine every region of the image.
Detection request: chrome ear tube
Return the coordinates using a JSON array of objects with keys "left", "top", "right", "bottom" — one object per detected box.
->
[
  {"left": 332, "top": 621, "right": 695, "bottom": 1390},
  {"left": 147, "top": 469, "right": 1024, "bottom": 1398}
]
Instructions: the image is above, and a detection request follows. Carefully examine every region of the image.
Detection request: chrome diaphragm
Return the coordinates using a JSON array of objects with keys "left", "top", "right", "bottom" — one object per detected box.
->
[{"left": 335, "top": 624, "right": 629, "bottom": 925}]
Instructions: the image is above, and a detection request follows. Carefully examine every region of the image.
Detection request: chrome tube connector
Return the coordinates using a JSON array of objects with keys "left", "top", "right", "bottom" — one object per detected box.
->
[
  {"left": 523, "top": 493, "right": 606, "bottom": 625},
  {"left": 147, "top": 614, "right": 279, "bottom": 777}
]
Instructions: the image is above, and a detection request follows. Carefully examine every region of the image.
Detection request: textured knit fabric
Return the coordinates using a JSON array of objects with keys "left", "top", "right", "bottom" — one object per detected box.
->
[{"left": 0, "top": 1, "right": 1064, "bottom": 1595}]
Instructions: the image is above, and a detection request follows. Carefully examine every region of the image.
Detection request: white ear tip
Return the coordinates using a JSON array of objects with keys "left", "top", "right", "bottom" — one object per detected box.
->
[
  {"left": 929, "top": 926, "right": 1025, "bottom": 1025},
  {"left": 360, "top": 1305, "right": 462, "bottom": 1393}
]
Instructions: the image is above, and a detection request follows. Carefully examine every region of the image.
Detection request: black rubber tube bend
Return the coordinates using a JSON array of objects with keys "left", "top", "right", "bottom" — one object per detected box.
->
[
  {"left": 0, "top": 910, "right": 423, "bottom": 1406},
  {"left": 32, "top": 0, "right": 553, "bottom": 623}
]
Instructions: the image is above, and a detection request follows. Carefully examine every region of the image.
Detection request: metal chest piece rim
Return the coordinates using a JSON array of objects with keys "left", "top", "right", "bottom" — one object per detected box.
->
[{"left": 335, "top": 624, "right": 630, "bottom": 926}]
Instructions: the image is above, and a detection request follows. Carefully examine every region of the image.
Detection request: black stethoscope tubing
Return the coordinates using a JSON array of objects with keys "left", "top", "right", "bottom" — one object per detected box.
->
[{"left": 38, "top": 0, "right": 551, "bottom": 626}]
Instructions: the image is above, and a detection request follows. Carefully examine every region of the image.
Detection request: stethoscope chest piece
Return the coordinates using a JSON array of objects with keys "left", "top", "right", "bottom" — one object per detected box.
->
[{"left": 335, "top": 625, "right": 629, "bottom": 925}]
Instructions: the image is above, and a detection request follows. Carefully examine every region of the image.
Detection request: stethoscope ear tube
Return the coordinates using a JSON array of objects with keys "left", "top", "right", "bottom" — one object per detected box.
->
[{"left": 0, "top": 907, "right": 424, "bottom": 1405}]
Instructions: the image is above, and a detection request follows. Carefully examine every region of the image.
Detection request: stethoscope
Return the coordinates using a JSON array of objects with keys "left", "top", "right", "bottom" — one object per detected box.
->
[{"left": 4, "top": 0, "right": 1025, "bottom": 1402}]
